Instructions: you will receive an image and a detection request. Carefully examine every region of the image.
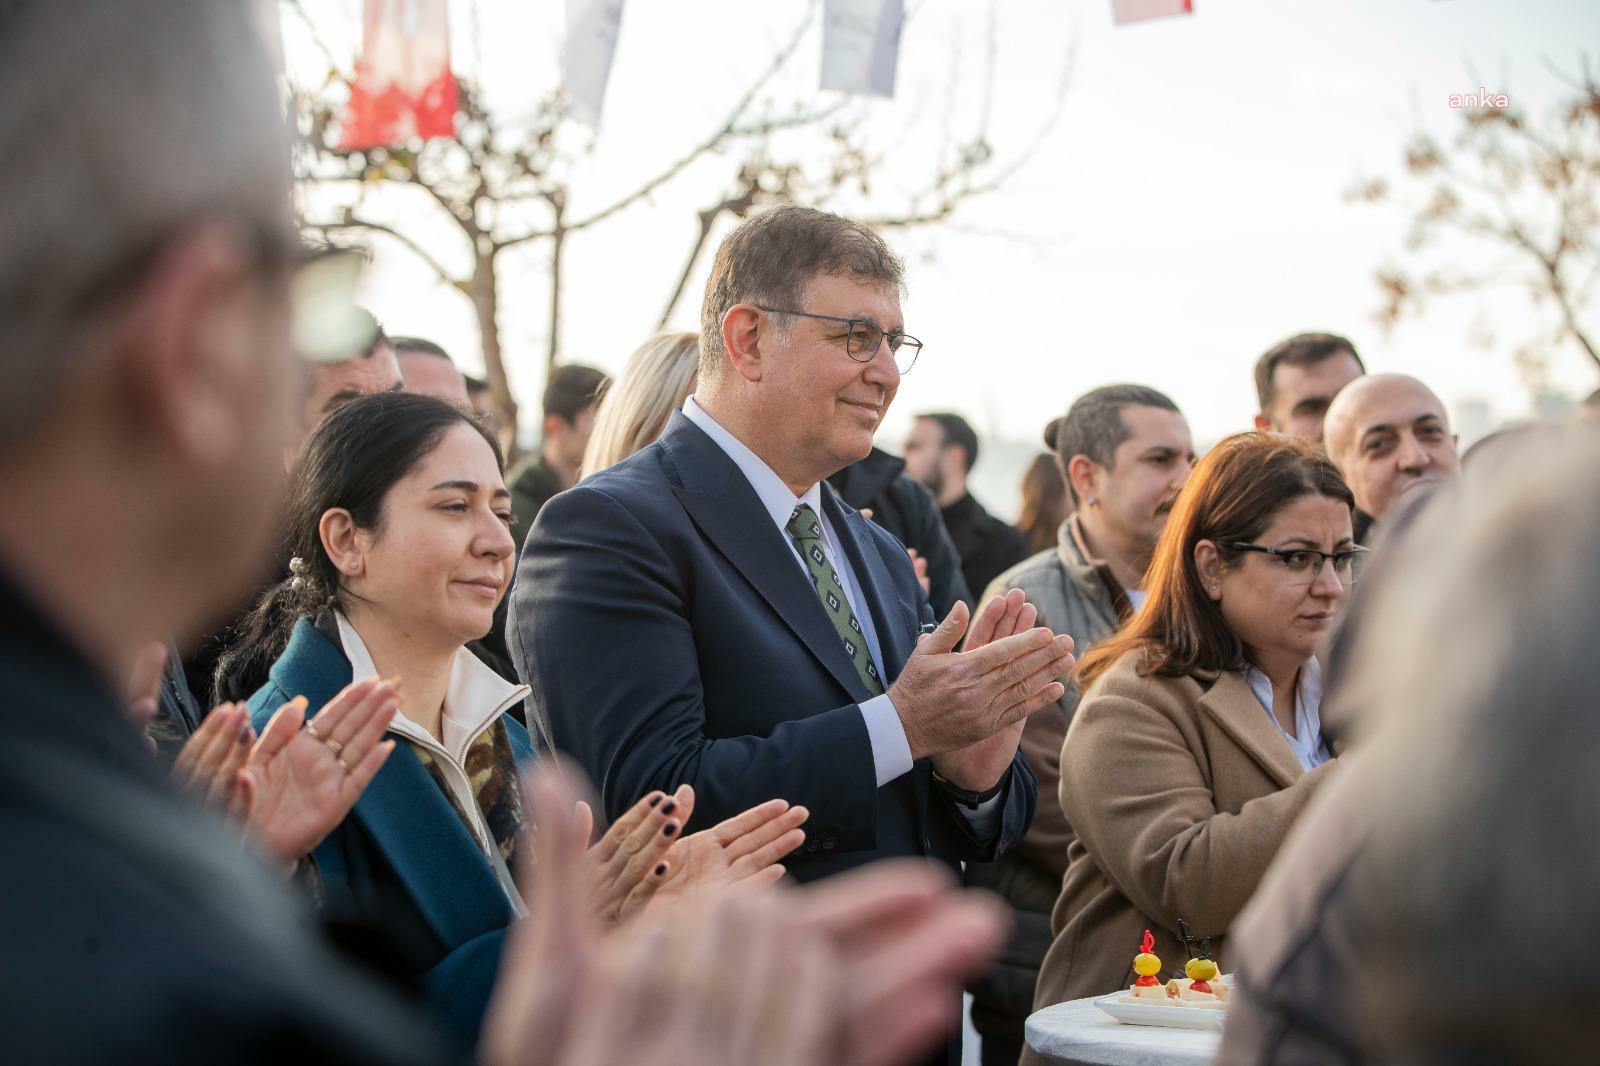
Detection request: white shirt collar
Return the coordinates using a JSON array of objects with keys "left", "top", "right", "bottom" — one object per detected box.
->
[
  {"left": 1246, "top": 656, "right": 1329, "bottom": 772},
  {"left": 682, "top": 395, "right": 824, "bottom": 532},
  {"left": 335, "top": 612, "right": 529, "bottom": 759}
]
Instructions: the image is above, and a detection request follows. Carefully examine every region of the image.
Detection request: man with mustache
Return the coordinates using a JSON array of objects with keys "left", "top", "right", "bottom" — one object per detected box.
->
[
  {"left": 513, "top": 205, "right": 1073, "bottom": 1062},
  {"left": 1323, "top": 374, "right": 1460, "bottom": 545},
  {"left": 963, "top": 384, "right": 1193, "bottom": 1066}
]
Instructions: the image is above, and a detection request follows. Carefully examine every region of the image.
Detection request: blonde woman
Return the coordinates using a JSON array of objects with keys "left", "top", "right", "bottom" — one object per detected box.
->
[{"left": 579, "top": 331, "right": 699, "bottom": 479}]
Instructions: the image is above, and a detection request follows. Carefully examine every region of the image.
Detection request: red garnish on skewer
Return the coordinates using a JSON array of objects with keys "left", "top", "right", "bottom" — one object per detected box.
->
[
  {"left": 1141, "top": 929, "right": 1154, "bottom": 954},
  {"left": 1190, "top": 980, "right": 1212, "bottom": 995}
]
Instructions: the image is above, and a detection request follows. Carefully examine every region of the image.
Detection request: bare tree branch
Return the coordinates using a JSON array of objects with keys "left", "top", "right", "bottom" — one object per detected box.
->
[{"left": 304, "top": 218, "right": 465, "bottom": 290}]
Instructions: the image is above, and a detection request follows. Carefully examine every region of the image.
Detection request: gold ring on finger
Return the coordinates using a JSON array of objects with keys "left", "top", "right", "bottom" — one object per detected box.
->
[
  {"left": 337, "top": 755, "right": 352, "bottom": 774},
  {"left": 305, "top": 722, "right": 324, "bottom": 741},
  {"left": 324, "top": 736, "right": 344, "bottom": 755}
]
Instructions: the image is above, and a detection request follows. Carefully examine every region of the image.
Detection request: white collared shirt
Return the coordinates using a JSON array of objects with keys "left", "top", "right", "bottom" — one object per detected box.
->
[
  {"left": 336, "top": 612, "right": 531, "bottom": 914},
  {"left": 1246, "top": 656, "right": 1333, "bottom": 773}
]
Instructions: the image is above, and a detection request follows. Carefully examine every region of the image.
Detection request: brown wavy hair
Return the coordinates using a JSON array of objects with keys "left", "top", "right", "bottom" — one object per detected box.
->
[{"left": 1074, "top": 432, "right": 1354, "bottom": 690}]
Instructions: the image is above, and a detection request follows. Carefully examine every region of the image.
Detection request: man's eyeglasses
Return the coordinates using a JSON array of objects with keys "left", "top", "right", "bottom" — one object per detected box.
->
[
  {"left": 1227, "top": 542, "right": 1370, "bottom": 585},
  {"left": 755, "top": 306, "right": 923, "bottom": 374}
]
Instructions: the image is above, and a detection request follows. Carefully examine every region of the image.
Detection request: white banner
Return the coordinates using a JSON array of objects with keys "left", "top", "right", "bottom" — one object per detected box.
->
[
  {"left": 563, "top": 0, "right": 627, "bottom": 128},
  {"left": 1111, "top": 0, "right": 1193, "bottom": 25},
  {"left": 821, "top": 0, "right": 903, "bottom": 98}
]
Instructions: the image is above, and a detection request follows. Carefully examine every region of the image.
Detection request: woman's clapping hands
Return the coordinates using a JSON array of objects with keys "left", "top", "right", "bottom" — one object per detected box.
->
[
  {"left": 165, "top": 677, "right": 399, "bottom": 862},
  {"left": 583, "top": 784, "right": 808, "bottom": 926}
]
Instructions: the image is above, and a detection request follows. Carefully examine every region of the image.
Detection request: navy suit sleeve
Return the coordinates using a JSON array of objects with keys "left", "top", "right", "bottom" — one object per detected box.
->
[
  {"left": 907, "top": 570, "right": 1038, "bottom": 861},
  {"left": 510, "top": 484, "right": 881, "bottom": 852}
]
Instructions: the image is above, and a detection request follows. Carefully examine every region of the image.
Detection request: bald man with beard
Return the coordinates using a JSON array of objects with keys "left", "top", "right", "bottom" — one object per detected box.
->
[{"left": 1323, "top": 374, "right": 1461, "bottom": 544}]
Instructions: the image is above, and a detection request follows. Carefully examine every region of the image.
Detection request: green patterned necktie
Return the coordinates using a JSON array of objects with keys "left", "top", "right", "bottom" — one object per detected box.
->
[{"left": 785, "top": 503, "right": 884, "bottom": 696}]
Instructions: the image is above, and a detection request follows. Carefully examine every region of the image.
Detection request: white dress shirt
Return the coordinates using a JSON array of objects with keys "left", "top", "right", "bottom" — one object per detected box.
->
[
  {"left": 681, "top": 397, "right": 1003, "bottom": 828},
  {"left": 1246, "top": 656, "right": 1333, "bottom": 773}
]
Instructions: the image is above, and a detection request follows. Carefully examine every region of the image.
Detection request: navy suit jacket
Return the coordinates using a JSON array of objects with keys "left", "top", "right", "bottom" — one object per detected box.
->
[
  {"left": 248, "top": 619, "right": 535, "bottom": 1053},
  {"left": 510, "top": 412, "right": 1035, "bottom": 882}
]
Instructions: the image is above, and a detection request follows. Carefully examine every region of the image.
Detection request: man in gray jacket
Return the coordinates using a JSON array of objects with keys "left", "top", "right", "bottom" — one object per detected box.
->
[{"left": 965, "top": 385, "right": 1194, "bottom": 1065}]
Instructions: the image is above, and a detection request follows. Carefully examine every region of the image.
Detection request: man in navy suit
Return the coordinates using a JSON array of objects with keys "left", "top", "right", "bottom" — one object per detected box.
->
[{"left": 511, "top": 206, "right": 1076, "bottom": 893}]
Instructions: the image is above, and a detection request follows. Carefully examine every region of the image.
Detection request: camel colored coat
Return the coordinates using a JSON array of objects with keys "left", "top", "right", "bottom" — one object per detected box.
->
[{"left": 1025, "top": 650, "right": 1337, "bottom": 1049}]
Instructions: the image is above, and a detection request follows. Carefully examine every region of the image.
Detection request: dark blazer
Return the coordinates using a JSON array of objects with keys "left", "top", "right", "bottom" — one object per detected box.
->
[
  {"left": 0, "top": 574, "right": 445, "bottom": 1064},
  {"left": 247, "top": 619, "right": 535, "bottom": 1053},
  {"left": 510, "top": 411, "right": 1035, "bottom": 882}
]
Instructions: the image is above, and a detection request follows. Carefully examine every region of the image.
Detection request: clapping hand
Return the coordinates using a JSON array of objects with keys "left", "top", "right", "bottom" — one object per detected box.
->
[
  {"left": 625, "top": 788, "right": 808, "bottom": 915},
  {"left": 242, "top": 678, "right": 399, "bottom": 862},
  {"left": 888, "top": 588, "right": 1075, "bottom": 790},
  {"left": 170, "top": 700, "right": 255, "bottom": 819},
  {"left": 583, "top": 784, "right": 808, "bottom": 925}
]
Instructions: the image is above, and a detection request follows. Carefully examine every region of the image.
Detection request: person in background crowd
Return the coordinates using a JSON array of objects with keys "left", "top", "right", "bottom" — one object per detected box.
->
[
  {"left": 464, "top": 374, "right": 503, "bottom": 442},
  {"left": 1322, "top": 373, "right": 1460, "bottom": 545},
  {"left": 965, "top": 385, "right": 1193, "bottom": 1066},
  {"left": 826, "top": 441, "right": 972, "bottom": 618},
  {"left": 1252, "top": 332, "right": 1366, "bottom": 443},
  {"left": 902, "top": 412, "right": 1029, "bottom": 598},
  {"left": 1016, "top": 449, "right": 1071, "bottom": 557},
  {"left": 579, "top": 331, "right": 699, "bottom": 479},
  {"left": 1222, "top": 429, "right": 1600, "bottom": 1065},
  {"left": 508, "top": 364, "right": 609, "bottom": 552},
  {"left": 1024, "top": 434, "right": 1356, "bottom": 1062},
  {"left": 514, "top": 205, "right": 1067, "bottom": 1062},
  {"left": 394, "top": 336, "right": 472, "bottom": 409},
  {"left": 221, "top": 391, "right": 812, "bottom": 1051},
  {"left": 300, "top": 308, "right": 404, "bottom": 447}
]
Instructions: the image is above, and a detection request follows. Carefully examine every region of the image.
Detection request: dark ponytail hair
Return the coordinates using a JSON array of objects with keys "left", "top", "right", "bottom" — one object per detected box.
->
[{"left": 213, "top": 391, "right": 503, "bottom": 703}]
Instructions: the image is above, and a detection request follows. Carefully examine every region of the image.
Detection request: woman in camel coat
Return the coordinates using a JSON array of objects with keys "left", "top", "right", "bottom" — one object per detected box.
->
[{"left": 1025, "top": 434, "right": 1361, "bottom": 1057}]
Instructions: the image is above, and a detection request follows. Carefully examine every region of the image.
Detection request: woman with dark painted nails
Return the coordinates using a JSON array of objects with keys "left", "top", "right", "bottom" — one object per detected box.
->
[{"left": 217, "top": 392, "right": 807, "bottom": 1054}]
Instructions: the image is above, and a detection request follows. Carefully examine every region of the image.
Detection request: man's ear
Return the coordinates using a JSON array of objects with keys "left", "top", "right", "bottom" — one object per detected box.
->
[
  {"left": 1066, "top": 454, "right": 1099, "bottom": 507},
  {"left": 319, "top": 508, "right": 366, "bottom": 579},
  {"left": 721, "top": 305, "right": 765, "bottom": 384},
  {"left": 1252, "top": 413, "right": 1271, "bottom": 432},
  {"left": 112, "top": 221, "right": 262, "bottom": 470},
  {"left": 542, "top": 412, "right": 567, "bottom": 442}
]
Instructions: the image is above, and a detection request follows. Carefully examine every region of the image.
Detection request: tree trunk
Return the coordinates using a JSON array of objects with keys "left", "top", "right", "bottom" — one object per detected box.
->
[
  {"left": 473, "top": 248, "right": 519, "bottom": 452},
  {"left": 547, "top": 192, "right": 567, "bottom": 375}
]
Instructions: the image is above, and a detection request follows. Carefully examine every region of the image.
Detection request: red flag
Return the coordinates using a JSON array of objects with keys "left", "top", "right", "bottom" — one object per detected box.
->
[
  {"left": 1111, "top": 0, "right": 1193, "bottom": 25},
  {"left": 339, "top": 0, "right": 458, "bottom": 150}
]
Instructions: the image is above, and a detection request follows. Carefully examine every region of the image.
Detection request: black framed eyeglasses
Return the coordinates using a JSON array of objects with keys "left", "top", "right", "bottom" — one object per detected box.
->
[
  {"left": 755, "top": 305, "right": 923, "bottom": 374},
  {"left": 1227, "top": 542, "right": 1370, "bottom": 585}
]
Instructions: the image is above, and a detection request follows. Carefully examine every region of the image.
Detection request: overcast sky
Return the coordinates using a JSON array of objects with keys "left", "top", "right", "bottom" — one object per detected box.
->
[{"left": 283, "top": 0, "right": 1600, "bottom": 485}]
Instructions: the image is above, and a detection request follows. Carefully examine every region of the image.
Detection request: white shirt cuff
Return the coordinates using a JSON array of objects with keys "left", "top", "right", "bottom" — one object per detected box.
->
[
  {"left": 956, "top": 791, "right": 1005, "bottom": 837},
  {"left": 860, "top": 694, "right": 914, "bottom": 787}
]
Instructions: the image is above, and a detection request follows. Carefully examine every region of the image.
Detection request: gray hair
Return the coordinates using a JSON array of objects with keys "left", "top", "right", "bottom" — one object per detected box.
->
[
  {"left": 698, "top": 205, "right": 904, "bottom": 382},
  {"left": 0, "top": 0, "right": 292, "bottom": 439},
  {"left": 1049, "top": 384, "right": 1180, "bottom": 505},
  {"left": 1334, "top": 427, "right": 1600, "bottom": 1061},
  {"left": 580, "top": 331, "right": 699, "bottom": 479}
]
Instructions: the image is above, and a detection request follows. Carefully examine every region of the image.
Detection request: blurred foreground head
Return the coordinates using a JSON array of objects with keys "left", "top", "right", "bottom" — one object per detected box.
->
[
  {"left": 0, "top": 0, "right": 295, "bottom": 669},
  {"left": 1339, "top": 427, "right": 1600, "bottom": 1062}
]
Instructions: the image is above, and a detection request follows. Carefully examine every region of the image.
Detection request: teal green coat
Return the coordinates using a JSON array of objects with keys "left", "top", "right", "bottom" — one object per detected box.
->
[{"left": 247, "top": 619, "right": 536, "bottom": 1054}]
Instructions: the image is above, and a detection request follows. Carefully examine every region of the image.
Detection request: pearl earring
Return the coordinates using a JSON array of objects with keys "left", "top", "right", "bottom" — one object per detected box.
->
[{"left": 1086, "top": 496, "right": 1099, "bottom": 507}]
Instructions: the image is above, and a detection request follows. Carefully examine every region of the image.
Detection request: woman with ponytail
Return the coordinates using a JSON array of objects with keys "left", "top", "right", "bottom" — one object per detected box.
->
[{"left": 219, "top": 391, "right": 808, "bottom": 1054}]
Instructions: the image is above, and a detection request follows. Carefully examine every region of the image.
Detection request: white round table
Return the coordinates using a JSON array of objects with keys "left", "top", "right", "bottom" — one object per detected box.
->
[{"left": 1024, "top": 998, "right": 1220, "bottom": 1066}]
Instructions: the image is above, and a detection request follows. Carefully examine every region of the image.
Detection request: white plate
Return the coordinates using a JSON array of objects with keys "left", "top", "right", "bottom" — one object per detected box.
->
[{"left": 1093, "top": 993, "right": 1227, "bottom": 1031}]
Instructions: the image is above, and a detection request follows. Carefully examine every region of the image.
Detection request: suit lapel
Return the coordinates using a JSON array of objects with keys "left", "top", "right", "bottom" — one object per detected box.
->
[
  {"left": 822, "top": 485, "right": 917, "bottom": 683},
  {"left": 1196, "top": 670, "right": 1303, "bottom": 789},
  {"left": 662, "top": 415, "right": 871, "bottom": 703}
]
